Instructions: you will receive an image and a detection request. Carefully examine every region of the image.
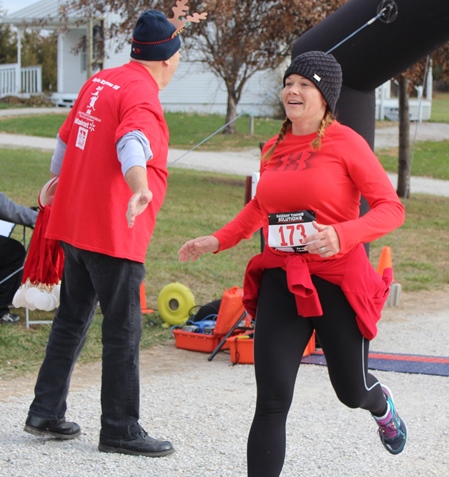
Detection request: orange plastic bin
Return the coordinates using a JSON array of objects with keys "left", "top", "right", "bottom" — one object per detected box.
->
[{"left": 227, "top": 332, "right": 316, "bottom": 365}]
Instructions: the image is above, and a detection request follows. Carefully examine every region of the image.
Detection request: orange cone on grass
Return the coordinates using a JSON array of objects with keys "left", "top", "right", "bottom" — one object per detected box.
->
[
  {"left": 376, "top": 246, "right": 393, "bottom": 280},
  {"left": 140, "top": 282, "right": 153, "bottom": 314}
]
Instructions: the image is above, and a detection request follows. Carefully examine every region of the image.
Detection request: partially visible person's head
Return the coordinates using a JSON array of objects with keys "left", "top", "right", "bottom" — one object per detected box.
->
[
  {"left": 283, "top": 51, "right": 342, "bottom": 114},
  {"left": 131, "top": 10, "right": 181, "bottom": 62}
]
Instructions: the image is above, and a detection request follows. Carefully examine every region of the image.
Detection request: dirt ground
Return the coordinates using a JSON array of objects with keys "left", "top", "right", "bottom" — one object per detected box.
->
[
  {"left": 378, "top": 284, "right": 449, "bottom": 321},
  {"left": 1, "top": 285, "right": 448, "bottom": 404}
]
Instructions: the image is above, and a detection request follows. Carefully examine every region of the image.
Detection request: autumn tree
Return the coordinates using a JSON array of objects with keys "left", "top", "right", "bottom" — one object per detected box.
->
[
  {"left": 432, "top": 41, "right": 449, "bottom": 91},
  {"left": 21, "top": 30, "right": 58, "bottom": 92},
  {"left": 64, "top": 0, "right": 345, "bottom": 133},
  {"left": 0, "top": 6, "right": 17, "bottom": 64}
]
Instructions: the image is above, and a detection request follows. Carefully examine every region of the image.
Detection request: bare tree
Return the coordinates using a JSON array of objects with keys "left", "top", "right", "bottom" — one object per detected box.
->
[
  {"left": 63, "top": 0, "right": 345, "bottom": 133},
  {"left": 396, "top": 74, "right": 410, "bottom": 198},
  {"left": 395, "top": 41, "right": 449, "bottom": 198}
]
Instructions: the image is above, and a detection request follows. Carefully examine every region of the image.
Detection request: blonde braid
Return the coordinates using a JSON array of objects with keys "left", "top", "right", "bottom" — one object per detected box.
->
[
  {"left": 262, "top": 110, "right": 334, "bottom": 160},
  {"left": 262, "top": 118, "right": 291, "bottom": 161},
  {"left": 311, "top": 110, "right": 334, "bottom": 150}
]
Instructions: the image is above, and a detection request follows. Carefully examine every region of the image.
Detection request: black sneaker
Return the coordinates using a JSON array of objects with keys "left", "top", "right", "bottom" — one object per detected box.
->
[
  {"left": 99, "top": 428, "right": 175, "bottom": 457},
  {"left": 24, "top": 415, "right": 81, "bottom": 439},
  {"left": 0, "top": 312, "right": 20, "bottom": 324}
]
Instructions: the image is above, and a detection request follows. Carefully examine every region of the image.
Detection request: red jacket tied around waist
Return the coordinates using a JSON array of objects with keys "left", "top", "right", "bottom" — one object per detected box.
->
[{"left": 243, "top": 244, "right": 392, "bottom": 340}]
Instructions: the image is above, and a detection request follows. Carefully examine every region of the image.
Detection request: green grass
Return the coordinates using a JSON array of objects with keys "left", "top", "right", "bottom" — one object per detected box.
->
[
  {"left": 0, "top": 97, "right": 448, "bottom": 380},
  {"left": 1, "top": 111, "right": 447, "bottom": 181},
  {"left": 0, "top": 112, "right": 68, "bottom": 138},
  {"left": 430, "top": 92, "right": 449, "bottom": 123},
  {"left": 1, "top": 148, "right": 449, "bottom": 379},
  {"left": 376, "top": 140, "right": 449, "bottom": 180},
  {"left": 0, "top": 310, "right": 172, "bottom": 379},
  {"left": 0, "top": 92, "right": 447, "bottom": 150},
  {"left": 0, "top": 151, "right": 260, "bottom": 379},
  {"left": 0, "top": 103, "right": 28, "bottom": 110},
  {"left": 369, "top": 194, "right": 449, "bottom": 292},
  {"left": 166, "top": 112, "right": 283, "bottom": 150},
  {"left": 0, "top": 110, "right": 281, "bottom": 150},
  {"left": 375, "top": 92, "right": 449, "bottom": 179}
]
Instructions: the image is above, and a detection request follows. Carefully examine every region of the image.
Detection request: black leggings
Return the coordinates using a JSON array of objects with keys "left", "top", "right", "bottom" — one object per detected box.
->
[{"left": 247, "top": 268, "right": 387, "bottom": 477}]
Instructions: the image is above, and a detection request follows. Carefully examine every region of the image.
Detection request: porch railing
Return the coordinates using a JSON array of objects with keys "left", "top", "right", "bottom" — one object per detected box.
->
[{"left": 0, "top": 64, "right": 42, "bottom": 96}]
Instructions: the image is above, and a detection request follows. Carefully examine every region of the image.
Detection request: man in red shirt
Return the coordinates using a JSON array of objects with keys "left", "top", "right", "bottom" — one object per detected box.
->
[{"left": 24, "top": 10, "right": 185, "bottom": 457}]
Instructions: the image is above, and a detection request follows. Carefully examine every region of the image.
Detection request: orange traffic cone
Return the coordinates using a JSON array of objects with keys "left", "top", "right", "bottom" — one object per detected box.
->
[
  {"left": 140, "top": 282, "right": 154, "bottom": 314},
  {"left": 376, "top": 246, "right": 393, "bottom": 279}
]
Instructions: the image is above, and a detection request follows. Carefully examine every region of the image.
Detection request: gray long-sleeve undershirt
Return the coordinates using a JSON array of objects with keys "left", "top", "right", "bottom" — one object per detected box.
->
[
  {"left": 50, "top": 131, "right": 153, "bottom": 177},
  {"left": 0, "top": 193, "right": 38, "bottom": 227}
]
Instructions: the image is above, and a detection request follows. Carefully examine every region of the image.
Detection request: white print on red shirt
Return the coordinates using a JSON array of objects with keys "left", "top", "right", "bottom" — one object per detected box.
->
[
  {"left": 87, "top": 86, "right": 103, "bottom": 113},
  {"left": 75, "top": 126, "right": 88, "bottom": 150}
]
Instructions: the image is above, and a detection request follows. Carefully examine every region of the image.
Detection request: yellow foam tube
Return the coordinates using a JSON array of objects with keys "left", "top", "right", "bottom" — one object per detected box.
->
[{"left": 157, "top": 282, "right": 195, "bottom": 326}]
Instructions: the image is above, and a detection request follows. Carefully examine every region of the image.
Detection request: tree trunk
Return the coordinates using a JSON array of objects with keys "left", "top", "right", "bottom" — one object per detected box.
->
[
  {"left": 223, "top": 93, "right": 237, "bottom": 135},
  {"left": 397, "top": 75, "right": 411, "bottom": 198}
]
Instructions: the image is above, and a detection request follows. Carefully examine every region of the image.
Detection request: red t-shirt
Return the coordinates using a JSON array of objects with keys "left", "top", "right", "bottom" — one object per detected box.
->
[{"left": 46, "top": 62, "right": 169, "bottom": 263}]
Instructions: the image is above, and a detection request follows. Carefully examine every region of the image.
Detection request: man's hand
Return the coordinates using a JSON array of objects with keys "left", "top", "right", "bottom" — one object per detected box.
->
[
  {"left": 127, "top": 190, "right": 153, "bottom": 228},
  {"left": 124, "top": 166, "right": 151, "bottom": 228}
]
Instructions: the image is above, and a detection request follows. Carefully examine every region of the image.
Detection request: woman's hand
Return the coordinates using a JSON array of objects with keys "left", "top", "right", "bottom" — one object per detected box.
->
[
  {"left": 304, "top": 221, "right": 341, "bottom": 257},
  {"left": 178, "top": 235, "right": 219, "bottom": 262}
]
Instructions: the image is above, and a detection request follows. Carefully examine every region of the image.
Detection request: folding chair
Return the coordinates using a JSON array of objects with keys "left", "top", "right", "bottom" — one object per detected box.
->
[
  {"left": 0, "top": 219, "right": 52, "bottom": 328},
  {"left": 0, "top": 219, "right": 25, "bottom": 283}
]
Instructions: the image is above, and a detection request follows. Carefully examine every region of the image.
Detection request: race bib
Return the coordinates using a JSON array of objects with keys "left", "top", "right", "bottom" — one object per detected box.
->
[{"left": 268, "top": 210, "right": 316, "bottom": 253}]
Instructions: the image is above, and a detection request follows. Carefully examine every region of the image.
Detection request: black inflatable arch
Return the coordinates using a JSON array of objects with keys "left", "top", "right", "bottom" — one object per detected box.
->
[{"left": 291, "top": 0, "right": 449, "bottom": 148}]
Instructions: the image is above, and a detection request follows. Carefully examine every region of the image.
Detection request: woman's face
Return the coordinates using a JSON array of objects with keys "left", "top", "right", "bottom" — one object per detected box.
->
[{"left": 282, "top": 74, "right": 327, "bottom": 131}]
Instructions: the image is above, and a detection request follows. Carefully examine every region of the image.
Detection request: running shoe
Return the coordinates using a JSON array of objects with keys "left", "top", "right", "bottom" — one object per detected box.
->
[{"left": 372, "top": 384, "right": 407, "bottom": 455}]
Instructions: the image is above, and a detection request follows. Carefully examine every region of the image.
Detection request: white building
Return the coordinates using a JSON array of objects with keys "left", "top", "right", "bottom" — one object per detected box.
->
[
  {"left": 0, "top": 0, "right": 278, "bottom": 116},
  {"left": 1, "top": 0, "right": 432, "bottom": 120},
  {"left": 375, "top": 75, "right": 433, "bottom": 121}
]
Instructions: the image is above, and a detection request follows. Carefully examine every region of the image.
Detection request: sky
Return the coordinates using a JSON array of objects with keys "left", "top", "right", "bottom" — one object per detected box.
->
[{"left": 2, "top": 0, "right": 35, "bottom": 15}]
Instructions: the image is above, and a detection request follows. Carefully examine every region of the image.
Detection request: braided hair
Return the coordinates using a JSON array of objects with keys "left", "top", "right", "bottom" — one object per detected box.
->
[
  {"left": 261, "top": 117, "right": 291, "bottom": 161},
  {"left": 262, "top": 109, "right": 334, "bottom": 161},
  {"left": 311, "top": 110, "right": 334, "bottom": 150}
]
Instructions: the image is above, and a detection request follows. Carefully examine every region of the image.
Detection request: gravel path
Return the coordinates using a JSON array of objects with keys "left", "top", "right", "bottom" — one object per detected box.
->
[
  {"left": 1, "top": 112, "right": 448, "bottom": 197},
  {"left": 0, "top": 109, "right": 448, "bottom": 476},
  {"left": 1, "top": 288, "right": 448, "bottom": 477}
]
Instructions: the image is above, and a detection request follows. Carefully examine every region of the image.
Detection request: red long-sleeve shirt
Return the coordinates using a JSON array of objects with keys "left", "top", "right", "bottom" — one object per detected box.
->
[{"left": 213, "top": 121, "right": 405, "bottom": 339}]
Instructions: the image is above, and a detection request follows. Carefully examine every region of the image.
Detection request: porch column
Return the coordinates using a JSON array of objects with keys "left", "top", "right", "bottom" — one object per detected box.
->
[
  {"left": 86, "top": 18, "right": 93, "bottom": 79},
  {"left": 57, "top": 32, "right": 64, "bottom": 93},
  {"left": 16, "top": 28, "right": 22, "bottom": 93}
]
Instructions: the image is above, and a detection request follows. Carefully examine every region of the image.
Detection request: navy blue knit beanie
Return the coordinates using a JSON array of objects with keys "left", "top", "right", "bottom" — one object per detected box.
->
[
  {"left": 283, "top": 51, "right": 343, "bottom": 113},
  {"left": 131, "top": 10, "right": 181, "bottom": 61}
]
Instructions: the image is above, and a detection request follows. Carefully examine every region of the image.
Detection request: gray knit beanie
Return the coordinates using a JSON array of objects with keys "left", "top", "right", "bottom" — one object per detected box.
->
[{"left": 283, "top": 51, "right": 343, "bottom": 113}]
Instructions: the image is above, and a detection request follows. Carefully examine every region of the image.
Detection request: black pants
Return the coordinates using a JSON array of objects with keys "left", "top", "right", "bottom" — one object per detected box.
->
[
  {"left": 247, "top": 268, "right": 388, "bottom": 477},
  {"left": 0, "top": 236, "right": 26, "bottom": 316},
  {"left": 29, "top": 242, "right": 145, "bottom": 438}
]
